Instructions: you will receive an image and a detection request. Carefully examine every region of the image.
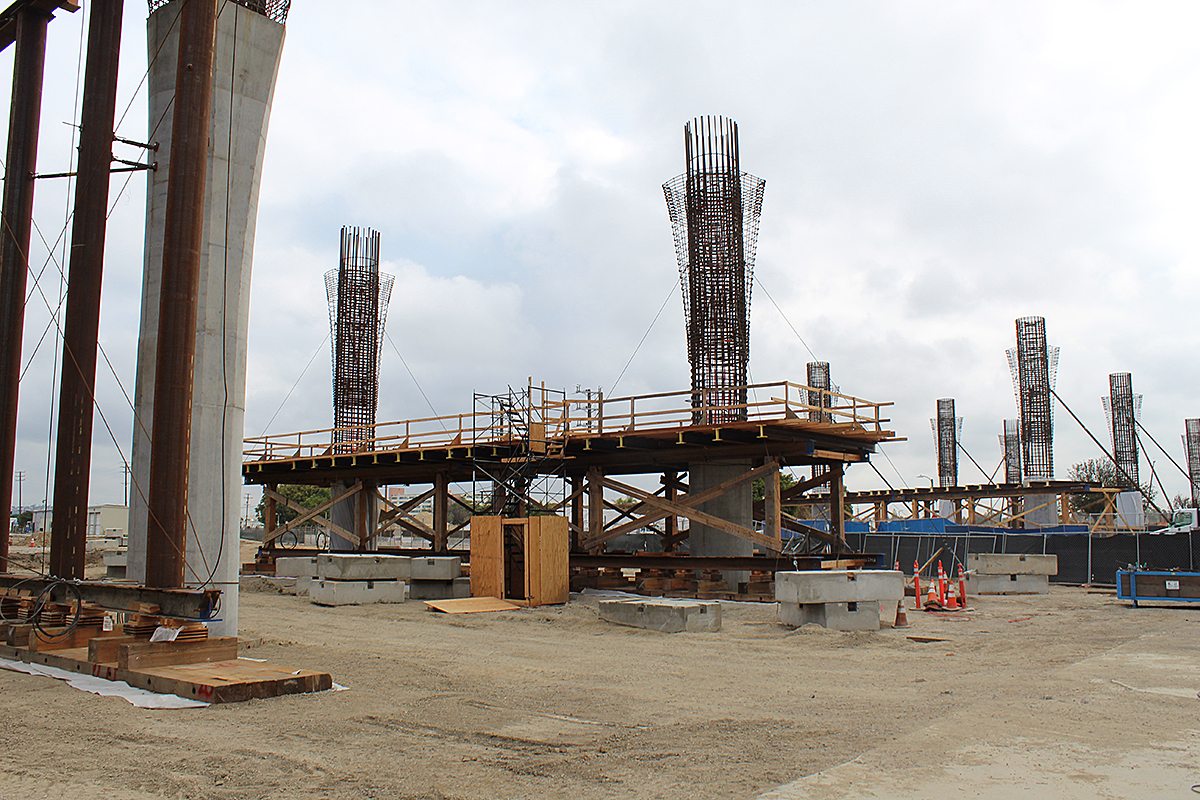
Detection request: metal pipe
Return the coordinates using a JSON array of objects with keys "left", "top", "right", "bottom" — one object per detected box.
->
[
  {"left": 0, "top": 7, "right": 49, "bottom": 574},
  {"left": 49, "top": 0, "right": 124, "bottom": 580},
  {"left": 145, "top": 0, "right": 218, "bottom": 589}
]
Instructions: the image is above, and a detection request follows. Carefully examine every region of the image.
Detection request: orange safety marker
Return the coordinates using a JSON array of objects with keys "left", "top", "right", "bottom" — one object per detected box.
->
[
  {"left": 938, "top": 561, "right": 947, "bottom": 605},
  {"left": 913, "top": 559, "right": 922, "bottom": 609},
  {"left": 925, "top": 582, "right": 939, "bottom": 609},
  {"left": 945, "top": 581, "right": 959, "bottom": 610},
  {"left": 894, "top": 600, "right": 910, "bottom": 628},
  {"left": 958, "top": 565, "right": 967, "bottom": 608}
]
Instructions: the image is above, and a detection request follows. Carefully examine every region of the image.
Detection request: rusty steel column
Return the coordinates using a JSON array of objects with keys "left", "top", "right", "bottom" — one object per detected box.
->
[
  {"left": 0, "top": 7, "right": 50, "bottom": 574},
  {"left": 49, "top": 0, "right": 124, "bottom": 580},
  {"left": 145, "top": 0, "right": 218, "bottom": 589}
]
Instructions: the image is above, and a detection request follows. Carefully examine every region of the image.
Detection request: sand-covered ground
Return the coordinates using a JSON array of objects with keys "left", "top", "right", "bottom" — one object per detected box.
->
[{"left": 1, "top": 577, "right": 1198, "bottom": 799}]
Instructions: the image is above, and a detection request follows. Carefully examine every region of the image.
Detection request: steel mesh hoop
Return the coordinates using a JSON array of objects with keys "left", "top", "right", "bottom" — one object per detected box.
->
[
  {"left": 936, "top": 398, "right": 957, "bottom": 487},
  {"left": 1107, "top": 373, "right": 1138, "bottom": 486},
  {"left": 149, "top": 0, "right": 290, "bottom": 23},
  {"left": 326, "top": 227, "right": 390, "bottom": 453},
  {"left": 1186, "top": 418, "right": 1200, "bottom": 506},
  {"left": 808, "top": 362, "right": 831, "bottom": 481},
  {"left": 663, "top": 116, "right": 764, "bottom": 425},
  {"left": 1015, "top": 316, "right": 1053, "bottom": 480},
  {"left": 1003, "top": 419, "right": 1022, "bottom": 484}
]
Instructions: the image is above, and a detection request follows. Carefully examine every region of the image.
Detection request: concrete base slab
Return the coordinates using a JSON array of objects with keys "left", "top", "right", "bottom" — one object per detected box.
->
[
  {"left": 598, "top": 598, "right": 722, "bottom": 633},
  {"left": 968, "top": 553, "right": 1057, "bottom": 576},
  {"left": 776, "top": 570, "right": 904, "bottom": 605},
  {"left": 275, "top": 556, "right": 319, "bottom": 578},
  {"left": 967, "top": 573, "right": 1050, "bottom": 595},
  {"left": 409, "top": 577, "right": 471, "bottom": 600},
  {"left": 317, "top": 554, "right": 411, "bottom": 581},
  {"left": 410, "top": 556, "right": 461, "bottom": 582},
  {"left": 780, "top": 601, "right": 882, "bottom": 631},
  {"left": 310, "top": 579, "right": 409, "bottom": 606}
]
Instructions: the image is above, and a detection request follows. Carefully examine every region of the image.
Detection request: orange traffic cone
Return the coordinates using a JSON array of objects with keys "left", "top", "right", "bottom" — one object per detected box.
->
[
  {"left": 925, "top": 582, "right": 940, "bottom": 610},
  {"left": 945, "top": 581, "right": 960, "bottom": 610},
  {"left": 894, "top": 600, "right": 910, "bottom": 628}
]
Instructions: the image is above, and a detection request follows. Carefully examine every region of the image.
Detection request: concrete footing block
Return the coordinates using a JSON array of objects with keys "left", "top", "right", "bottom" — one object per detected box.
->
[
  {"left": 598, "top": 598, "right": 722, "bottom": 633},
  {"left": 775, "top": 570, "right": 904, "bottom": 605},
  {"left": 780, "top": 601, "right": 882, "bottom": 631},
  {"left": 409, "top": 577, "right": 471, "bottom": 600},
  {"left": 317, "top": 554, "right": 412, "bottom": 581},
  {"left": 410, "top": 556, "right": 461, "bottom": 581},
  {"left": 968, "top": 554, "right": 1057, "bottom": 576},
  {"left": 275, "top": 556, "right": 319, "bottom": 578},
  {"left": 967, "top": 573, "right": 1050, "bottom": 595},
  {"left": 310, "top": 579, "right": 409, "bottom": 606}
]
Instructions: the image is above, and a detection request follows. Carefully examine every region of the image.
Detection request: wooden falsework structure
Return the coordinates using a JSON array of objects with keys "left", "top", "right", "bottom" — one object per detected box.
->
[
  {"left": 244, "top": 378, "right": 898, "bottom": 562},
  {"left": 470, "top": 516, "right": 568, "bottom": 607}
]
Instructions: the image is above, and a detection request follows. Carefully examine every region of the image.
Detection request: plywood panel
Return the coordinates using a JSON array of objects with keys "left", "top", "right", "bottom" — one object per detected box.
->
[
  {"left": 423, "top": 597, "right": 520, "bottom": 614},
  {"left": 470, "top": 516, "right": 505, "bottom": 599},
  {"left": 527, "top": 515, "right": 569, "bottom": 606}
]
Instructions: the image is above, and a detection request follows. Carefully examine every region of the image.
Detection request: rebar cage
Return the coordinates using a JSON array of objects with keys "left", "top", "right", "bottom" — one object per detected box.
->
[
  {"left": 663, "top": 116, "right": 765, "bottom": 425},
  {"left": 1002, "top": 419, "right": 1022, "bottom": 484},
  {"left": 807, "top": 362, "right": 831, "bottom": 483},
  {"left": 1186, "top": 418, "right": 1200, "bottom": 507},
  {"left": 935, "top": 398, "right": 958, "bottom": 487},
  {"left": 1105, "top": 373, "right": 1139, "bottom": 487},
  {"left": 326, "top": 226, "right": 393, "bottom": 453},
  {"left": 1011, "top": 317, "right": 1053, "bottom": 480}
]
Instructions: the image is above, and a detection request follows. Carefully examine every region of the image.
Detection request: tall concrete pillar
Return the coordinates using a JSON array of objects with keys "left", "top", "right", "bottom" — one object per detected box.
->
[{"left": 128, "top": 1, "right": 286, "bottom": 635}]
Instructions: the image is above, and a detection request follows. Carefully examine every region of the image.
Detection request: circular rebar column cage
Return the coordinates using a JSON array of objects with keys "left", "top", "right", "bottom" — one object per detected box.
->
[
  {"left": 663, "top": 115, "right": 765, "bottom": 425},
  {"left": 1107, "top": 372, "right": 1138, "bottom": 487},
  {"left": 325, "top": 226, "right": 393, "bottom": 453},
  {"left": 936, "top": 398, "right": 958, "bottom": 487},
  {"left": 1015, "top": 316, "right": 1053, "bottom": 481}
]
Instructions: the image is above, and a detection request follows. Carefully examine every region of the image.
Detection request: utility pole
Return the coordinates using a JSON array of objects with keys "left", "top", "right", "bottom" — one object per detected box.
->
[{"left": 12, "top": 468, "right": 23, "bottom": 531}]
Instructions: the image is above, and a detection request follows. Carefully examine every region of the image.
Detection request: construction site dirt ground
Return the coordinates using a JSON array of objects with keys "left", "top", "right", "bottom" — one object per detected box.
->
[{"left": 2, "top": 581, "right": 1199, "bottom": 799}]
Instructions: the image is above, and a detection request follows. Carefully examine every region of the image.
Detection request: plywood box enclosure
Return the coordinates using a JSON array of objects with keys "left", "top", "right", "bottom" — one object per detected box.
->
[{"left": 470, "top": 516, "right": 569, "bottom": 607}]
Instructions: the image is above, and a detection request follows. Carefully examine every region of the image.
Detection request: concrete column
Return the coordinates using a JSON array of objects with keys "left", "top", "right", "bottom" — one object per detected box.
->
[
  {"left": 127, "top": 2, "right": 285, "bottom": 634},
  {"left": 688, "top": 460, "right": 753, "bottom": 586}
]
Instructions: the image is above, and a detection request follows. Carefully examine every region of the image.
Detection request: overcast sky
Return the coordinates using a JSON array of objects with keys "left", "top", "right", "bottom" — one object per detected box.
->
[{"left": 6, "top": 0, "right": 1200, "bottom": 511}]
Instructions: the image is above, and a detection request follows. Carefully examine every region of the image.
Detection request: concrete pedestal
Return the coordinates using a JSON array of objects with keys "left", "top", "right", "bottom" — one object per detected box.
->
[
  {"left": 274, "top": 556, "right": 318, "bottom": 578},
  {"left": 409, "top": 577, "right": 471, "bottom": 600},
  {"left": 411, "top": 556, "right": 461, "bottom": 581},
  {"left": 780, "top": 601, "right": 881, "bottom": 631},
  {"left": 317, "top": 554, "right": 411, "bottom": 581},
  {"left": 310, "top": 579, "right": 408, "bottom": 606},
  {"left": 598, "top": 598, "right": 722, "bottom": 633},
  {"left": 967, "top": 554, "right": 1057, "bottom": 576},
  {"left": 688, "top": 460, "right": 753, "bottom": 586},
  {"left": 967, "top": 574, "right": 1050, "bottom": 595}
]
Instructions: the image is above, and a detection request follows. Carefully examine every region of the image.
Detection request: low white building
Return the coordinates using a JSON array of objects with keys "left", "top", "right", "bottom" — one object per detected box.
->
[{"left": 29, "top": 505, "right": 128, "bottom": 538}]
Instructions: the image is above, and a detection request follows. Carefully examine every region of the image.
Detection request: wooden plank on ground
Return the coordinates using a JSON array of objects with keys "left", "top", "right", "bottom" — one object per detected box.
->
[
  {"left": 424, "top": 596, "right": 520, "bottom": 614},
  {"left": 95, "top": 659, "right": 333, "bottom": 704},
  {"left": 118, "top": 637, "right": 239, "bottom": 671}
]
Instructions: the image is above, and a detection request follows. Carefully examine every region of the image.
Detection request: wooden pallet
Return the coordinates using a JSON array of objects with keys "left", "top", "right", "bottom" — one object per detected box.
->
[{"left": 0, "top": 624, "right": 332, "bottom": 704}]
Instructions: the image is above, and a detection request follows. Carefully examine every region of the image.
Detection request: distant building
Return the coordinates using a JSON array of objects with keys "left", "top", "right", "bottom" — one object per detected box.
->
[{"left": 30, "top": 505, "right": 127, "bottom": 537}]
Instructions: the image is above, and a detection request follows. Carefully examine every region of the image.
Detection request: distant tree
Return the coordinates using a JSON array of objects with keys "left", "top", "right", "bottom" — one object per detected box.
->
[
  {"left": 1067, "top": 458, "right": 1155, "bottom": 514},
  {"left": 1173, "top": 493, "right": 1197, "bottom": 511},
  {"left": 752, "top": 472, "right": 803, "bottom": 516},
  {"left": 255, "top": 484, "right": 332, "bottom": 525}
]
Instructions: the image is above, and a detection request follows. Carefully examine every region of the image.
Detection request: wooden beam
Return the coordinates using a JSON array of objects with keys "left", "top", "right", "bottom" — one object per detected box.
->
[{"left": 763, "top": 459, "right": 781, "bottom": 547}]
